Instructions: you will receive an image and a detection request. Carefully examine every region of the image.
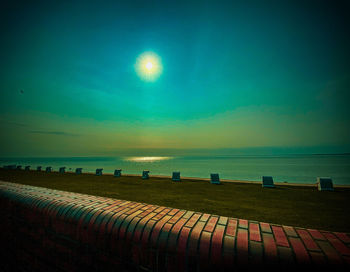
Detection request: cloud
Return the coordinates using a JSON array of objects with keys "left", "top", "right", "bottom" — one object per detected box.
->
[
  {"left": 29, "top": 130, "right": 80, "bottom": 137},
  {"left": 0, "top": 120, "right": 28, "bottom": 127}
]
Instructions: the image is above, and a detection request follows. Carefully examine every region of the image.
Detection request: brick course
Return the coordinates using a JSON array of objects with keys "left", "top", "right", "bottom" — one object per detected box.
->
[{"left": 0, "top": 181, "right": 349, "bottom": 271}]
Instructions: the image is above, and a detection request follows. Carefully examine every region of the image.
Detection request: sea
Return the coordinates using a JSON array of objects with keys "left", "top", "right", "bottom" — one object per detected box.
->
[{"left": 1, "top": 154, "right": 350, "bottom": 185}]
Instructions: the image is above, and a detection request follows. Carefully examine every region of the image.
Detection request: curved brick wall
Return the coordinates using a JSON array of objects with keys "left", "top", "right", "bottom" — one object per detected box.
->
[{"left": 0, "top": 180, "right": 349, "bottom": 271}]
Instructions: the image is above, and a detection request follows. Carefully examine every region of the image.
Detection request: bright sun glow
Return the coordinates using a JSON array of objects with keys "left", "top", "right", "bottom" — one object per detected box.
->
[
  {"left": 146, "top": 62, "right": 153, "bottom": 70},
  {"left": 135, "top": 52, "right": 163, "bottom": 81}
]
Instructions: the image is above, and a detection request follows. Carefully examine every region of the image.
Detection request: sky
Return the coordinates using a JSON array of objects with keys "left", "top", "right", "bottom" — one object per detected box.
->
[{"left": 1, "top": 0, "right": 350, "bottom": 157}]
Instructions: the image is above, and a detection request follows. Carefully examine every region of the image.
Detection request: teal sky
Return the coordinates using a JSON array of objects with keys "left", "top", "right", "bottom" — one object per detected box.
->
[{"left": 1, "top": 0, "right": 350, "bottom": 157}]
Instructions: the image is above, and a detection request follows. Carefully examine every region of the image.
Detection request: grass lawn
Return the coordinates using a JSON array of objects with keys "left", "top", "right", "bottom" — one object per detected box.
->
[{"left": 1, "top": 168, "right": 350, "bottom": 232}]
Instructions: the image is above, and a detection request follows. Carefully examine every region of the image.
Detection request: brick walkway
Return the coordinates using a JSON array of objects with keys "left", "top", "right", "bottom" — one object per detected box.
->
[{"left": 0, "top": 181, "right": 349, "bottom": 271}]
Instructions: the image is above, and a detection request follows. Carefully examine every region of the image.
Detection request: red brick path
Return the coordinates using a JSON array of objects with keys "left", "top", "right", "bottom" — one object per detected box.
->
[{"left": 0, "top": 181, "right": 349, "bottom": 271}]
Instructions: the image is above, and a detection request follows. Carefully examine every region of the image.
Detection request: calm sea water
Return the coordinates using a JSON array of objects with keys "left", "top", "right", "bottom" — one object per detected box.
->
[
  {"left": 0, "top": 155, "right": 350, "bottom": 185},
  {"left": 1, "top": 154, "right": 350, "bottom": 185}
]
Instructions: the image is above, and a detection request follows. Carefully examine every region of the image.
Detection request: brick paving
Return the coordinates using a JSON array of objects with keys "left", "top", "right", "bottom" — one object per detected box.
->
[{"left": 0, "top": 180, "right": 349, "bottom": 271}]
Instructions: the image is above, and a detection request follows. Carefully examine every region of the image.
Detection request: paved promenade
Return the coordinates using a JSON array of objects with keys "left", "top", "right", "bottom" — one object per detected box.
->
[{"left": 0, "top": 180, "right": 349, "bottom": 271}]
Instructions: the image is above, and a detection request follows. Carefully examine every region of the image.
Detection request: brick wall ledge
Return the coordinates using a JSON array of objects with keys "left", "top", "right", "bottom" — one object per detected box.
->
[{"left": 0, "top": 180, "right": 349, "bottom": 271}]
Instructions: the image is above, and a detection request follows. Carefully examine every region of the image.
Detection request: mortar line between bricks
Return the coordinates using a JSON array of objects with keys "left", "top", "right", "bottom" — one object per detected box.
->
[
  {"left": 171, "top": 211, "right": 191, "bottom": 238},
  {"left": 96, "top": 207, "right": 134, "bottom": 252},
  {"left": 132, "top": 208, "right": 162, "bottom": 243},
  {"left": 155, "top": 209, "right": 187, "bottom": 251},
  {"left": 95, "top": 205, "right": 127, "bottom": 232},
  {"left": 315, "top": 240, "right": 335, "bottom": 264},
  {"left": 45, "top": 199, "right": 64, "bottom": 219},
  {"left": 162, "top": 215, "right": 191, "bottom": 269},
  {"left": 165, "top": 213, "right": 192, "bottom": 259},
  {"left": 29, "top": 197, "right": 47, "bottom": 214},
  {"left": 232, "top": 227, "right": 239, "bottom": 265},
  {"left": 322, "top": 233, "right": 347, "bottom": 258},
  {"left": 216, "top": 223, "right": 226, "bottom": 266},
  {"left": 152, "top": 223, "right": 174, "bottom": 271},
  {"left": 204, "top": 216, "right": 219, "bottom": 264},
  {"left": 111, "top": 205, "right": 144, "bottom": 237},
  {"left": 250, "top": 221, "right": 261, "bottom": 262},
  {"left": 221, "top": 219, "right": 229, "bottom": 260},
  {"left": 168, "top": 210, "right": 186, "bottom": 225},
  {"left": 125, "top": 216, "right": 144, "bottom": 242},
  {"left": 42, "top": 199, "right": 62, "bottom": 218},
  {"left": 105, "top": 206, "right": 134, "bottom": 236},
  {"left": 33, "top": 197, "right": 49, "bottom": 212},
  {"left": 76, "top": 205, "right": 103, "bottom": 227},
  {"left": 278, "top": 226, "right": 299, "bottom": 263},
  {"left": 96, "top": 208, "right": 122, "bottom": 236},
  {"left": 192, "top": 218, "right": 208, "bottom": 266},
  {"left": 61, "top": 202, "right": 82, "bottom": 222},
  {"left": 247, "top": 223, "right": 252, "bottom": 263},
  {"left": 294, "top": 228, "right": 315, "bottom": 260},
  {"left": 146, "top": 209, "right": 168, "bottom": 231},
  {"left": 89, "top": 208, "right": 110, "bottom": 235},
  {"left": 260, "top": 230, "right": 267, "bottom": 264},
  {"left": 270, "top": 223, "right": 284, "bottom": 263},
  {"left": 66, "top": 202, "right": 94, "bottom": 223},
  {"left": 118, "top": 207, "right": 146, "bottom": 241},
  {"left": 148, "top": 209, "right": 174, "bottom": 245},
  {"left": 205, "top": 230, "right": 214, "bottom": 267},
  {"left": 140, "top": 218, "right": 159, "bottom": 249},
  {"left": 183, "top": 226, "right": 192, "bottom": 271}
]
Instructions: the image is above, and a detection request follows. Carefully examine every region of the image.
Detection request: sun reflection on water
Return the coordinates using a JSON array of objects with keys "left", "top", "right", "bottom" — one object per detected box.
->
[{"left": 124, "top": 156, "right": 173, "bottom": 162}]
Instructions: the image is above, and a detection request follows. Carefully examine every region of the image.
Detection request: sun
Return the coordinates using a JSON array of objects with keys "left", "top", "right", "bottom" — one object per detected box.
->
[
  {"left": 135, "top": 52, "right": 163, "bottom": 81},
  {"left": 146, "top": 62, "right": 153, "bottom": 70}
]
